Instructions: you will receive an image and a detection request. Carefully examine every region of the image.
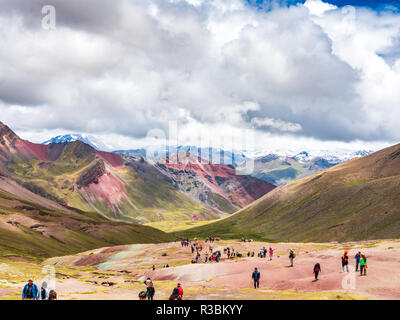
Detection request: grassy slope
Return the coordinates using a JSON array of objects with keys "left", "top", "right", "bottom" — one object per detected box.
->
[
  {"left": 0, "top": 188, "right": 173, "bottom": 261},
  {"left": 178, "top": 144, "right": 400, "bottom": 242},
  {"left": 145, "top": 219, "right": 221, "bottom": 233}
]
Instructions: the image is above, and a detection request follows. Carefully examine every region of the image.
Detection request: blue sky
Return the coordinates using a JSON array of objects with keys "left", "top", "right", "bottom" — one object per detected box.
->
[{"left": 246, "top": 0, "right": 400, "bottom": 10}]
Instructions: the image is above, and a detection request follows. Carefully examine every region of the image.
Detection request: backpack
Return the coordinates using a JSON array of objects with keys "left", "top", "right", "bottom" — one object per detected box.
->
[
  {"left": 41, "top": 288, "right": 46, "bottom": 300},
  {"left": 292, "top": 251, "right": 296, "bottom": 258}
]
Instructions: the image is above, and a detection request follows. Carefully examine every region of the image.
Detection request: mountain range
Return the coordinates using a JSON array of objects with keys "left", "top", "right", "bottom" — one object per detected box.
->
[
  {"left": 180, "top": 143, "right": 400, "bottom": 242},
  {"left": 42, "top": 134, "right": 374, "bottom": 186},
  {"left": 1, "top": 122, "right": 272, "bottom": 223},
  {"left": 2, "top": 120, "right": 399, "bottom": 249}
]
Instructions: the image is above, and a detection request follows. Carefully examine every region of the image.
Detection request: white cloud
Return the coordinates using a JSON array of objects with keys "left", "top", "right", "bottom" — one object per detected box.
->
[
  {"left": 304, "top": 0, "right": 337, "bottom": 16},
  {"left": 0, "top": 0, "right": 399, "bottom": 154},
  {"left": 251, "top": 117, "right": 302, "bottom": 132}
]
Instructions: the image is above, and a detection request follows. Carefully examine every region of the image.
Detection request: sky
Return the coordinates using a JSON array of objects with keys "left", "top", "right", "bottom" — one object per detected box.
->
[{"left": 0, "top": 0, "right": 400, "bottom": 154}]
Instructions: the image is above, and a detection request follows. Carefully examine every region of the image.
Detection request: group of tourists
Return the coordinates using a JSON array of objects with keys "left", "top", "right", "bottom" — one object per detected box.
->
[
  {"left": 258, "top": 247, "right": 275, "bottom": 260},
  {"left": 187, "top": 239, "right": 280, "bottom": 265},
  {"left": 205, "top": 236, "right": 218, "bottom": 243},
  {"left": 21, "top": 239, "right": 370, "bottom": 300},
  {"left": 251, "top": 248, "right": 368, "bottom": 287},
  {"left": 138, "top": 278, "right": 184, "bottom": 301},
  {"left": 355, "top": 251, "right": 368, "bottom": 276},
  {"left": 180, "top": 238, "right": 191, "bottom": 247},
  {"left": 22, "top": 280, "right": 57, "bottom": 300}
]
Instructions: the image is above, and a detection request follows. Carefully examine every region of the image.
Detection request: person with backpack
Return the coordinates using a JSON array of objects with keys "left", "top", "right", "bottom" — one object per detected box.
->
[
  {"left": 341, "top": 251, "right": 349, "bottom": 272},
  {"left": 360, "top": 254, "right": 367, "bottom": 276},
  {"left": 39, "top": 281, "right": 49, "bottom": 300},
  {"left": 355, "top": 252, "right": 361, "bottom": 272},
  {"left": 138, "top": 291, "right": 147, "bottom": 300},
  {"left": 177, "top": 283, "right": 183, "bottom": 297},
  {"left": 48, "top": 289, "right": 57, "bottom": 300},
  {"left": 252, "top": 267, "right": 261, "bottom": 289},
  {"left": 146, "top": 282, "right": 155, "bottom": 300},
  {"left": 144, "top": 277, "right": 152, "bottom": 288},
  {"left": 289, "top": 249, "right": 296, "bottom": 267},
  {"left": 22, "top": 279, "right": 39, "bottom": 300},
  {"left": 169, "top": 287, "right": 182, "bottom": 300},
  {"left": 313, "top": 263, "right": 321, "bottom": 280}
]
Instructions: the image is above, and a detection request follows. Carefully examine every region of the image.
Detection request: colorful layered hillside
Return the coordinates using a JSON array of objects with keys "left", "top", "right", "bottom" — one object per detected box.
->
[
  {"left": 0, "top": 175, "right": 173, "bottom": 260},
  {"left": 156, "top": 153, "right": 276, "bottom": 213},
  {"left": 180, "top": 144, "right": 400, "bottom": 242},
  {"left": 0, "top": 121, "right": 219, "bottom": 224}
]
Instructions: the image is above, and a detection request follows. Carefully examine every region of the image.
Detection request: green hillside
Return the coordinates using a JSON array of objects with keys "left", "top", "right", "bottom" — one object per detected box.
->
[{"left": 0, "top": 187, "right": 173, "bottom": 261}]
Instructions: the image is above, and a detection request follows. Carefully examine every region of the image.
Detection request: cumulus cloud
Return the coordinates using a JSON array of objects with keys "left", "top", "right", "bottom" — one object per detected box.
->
[
  {"left": 251, "top": 117, "right": 302, "bottom": 132},
  {"left": 0, "top": 0, "right": 399, "bottom": 152}
]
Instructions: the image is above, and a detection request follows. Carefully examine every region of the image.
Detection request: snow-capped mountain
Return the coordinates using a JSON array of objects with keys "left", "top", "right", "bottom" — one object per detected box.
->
[
  {"left": 244, "top": 149, "right": 375, "bottom": 164},
  {"left": 291, "top": 149, "right": 375, "bottom": 164},
  {"left": 42, "top": 134, "right": 111, "bottom": 151},
  {"left": 115, "top": 145, "right": 249, "bottom": 164}
]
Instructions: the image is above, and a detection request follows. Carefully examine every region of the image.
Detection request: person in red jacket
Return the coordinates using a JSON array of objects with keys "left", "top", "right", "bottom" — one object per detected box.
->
[
  {"left": 169, "top": 287, "right": 182, "bottom": 300},
  {"left": 177, "top": 283, "right": 183, "bottom": 297}
]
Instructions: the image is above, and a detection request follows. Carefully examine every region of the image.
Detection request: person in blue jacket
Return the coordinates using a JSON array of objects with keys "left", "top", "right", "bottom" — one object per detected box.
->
[
  {"left": 22, "top": 279, "right": 39, "bottom": 300},
  {"left": 252, "top": 267, "right": 261, "bottom": 289},
  {"left": 355, "top": 252, "right": 361, "bottom": 272}
]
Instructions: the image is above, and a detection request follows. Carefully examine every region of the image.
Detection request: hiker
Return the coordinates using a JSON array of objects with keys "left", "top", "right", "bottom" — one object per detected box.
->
[
  {"left": 146, "top": 282, "right": 155, "bottom": 300},
  {"left": 216, "top": 251, "right": 221, "bottom": 262},
  {"left": 39, "top": 281, "right": 49, "bottom": 300},
  {"left": 269, "top": 247, "right": 275, "bottom": 261},
  {"left": 152, "top": 265, "right": 156, "bottom": 271},
  {"left": 48, "top": 289, "right": 57, "bottom": 300},
  {"left": 177, "top": 283, "right": 184, "bottom": 297},
  {"left": 263, "top": 247, "right": 267, "bottom": 258},
  {"left": 169, "top": 287, "right": 182, "bottom": 300},
  {"left": 355, "top": 252, "right": 361, "bottom": 272},
  {"left": 342, "top": 251, "right": 349, "bottom": 272},
  {"left": 139, "top": 291, "right": 147, "bottom": 300},
  {"left": 360, "top": 254, "right": 367, "bottom": 276},
  {"left": 166, "top": 264, "right": 169, "bottom": 268},
  {"left": 22, "top": 279, "right": 39, "bottom": 300},
  {"left": 289, "top": 249, "right": 296, "bottom": 267},
  {"left": 205, "top": 253, "right": 209, "bottom": 263},
  {"left": 313, "top": 263, "right": 321, "bottom": 280},
  {"left": 252, "top": 267, "right": 261, "bottom": 288},
  {"left": 144, "top": 277, "right": 152, "bottom": 288},
  {"left": 251, "top": 251, "right": 255, "bottom": 257}
]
